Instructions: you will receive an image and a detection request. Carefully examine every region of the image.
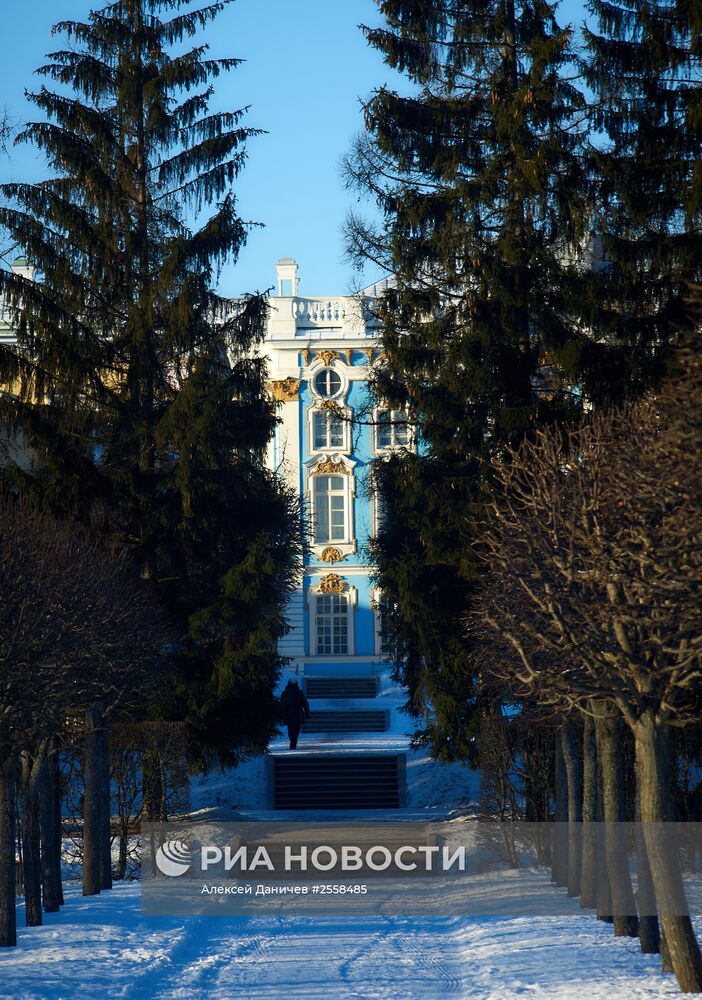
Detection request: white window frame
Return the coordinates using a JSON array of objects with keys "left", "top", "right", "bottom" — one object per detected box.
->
[
  {"left": 372, "top": 407, "right": 414, "bottom": 453},
  {"left": 310, "top": 365, "right": 347, "bottom": 402},
  {"left": 371, "top": 482, "right": 386, "bottom": 539},
  {"left": 308, "top": 582, "right": 357, "bottom": 657},
  {"left": 372, "top": 586, "right": 392, "bottom": 657},
  {"left": 306, "top": 456, "right": 357, "bottom": 558},
  {"left": 311, "top": 473, "right": 350, "bottom": 545},
  {"left": 308, "top": 403, "right": 352, "bottom": 454}
]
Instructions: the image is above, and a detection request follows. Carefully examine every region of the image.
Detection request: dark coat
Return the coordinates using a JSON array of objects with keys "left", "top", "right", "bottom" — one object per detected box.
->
[{"left": 280, "top": 684, "right": 310, "bottom": 726}]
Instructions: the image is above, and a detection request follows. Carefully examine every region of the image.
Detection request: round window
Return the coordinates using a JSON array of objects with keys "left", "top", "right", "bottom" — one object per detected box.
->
[{"left": 313, "top": 368, "right": 343, "bottom": 399}]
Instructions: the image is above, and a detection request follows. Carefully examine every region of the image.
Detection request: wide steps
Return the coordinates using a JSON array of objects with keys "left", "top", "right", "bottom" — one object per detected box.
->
[
  {"left": 273, "top": 753, "right": 401, "bottom": 809},
  {"left": 303, "top": 710, "right": 387, "bottom": 733},
  {"left": 304, "top": 676, "right": 379, "bottom": 699}
]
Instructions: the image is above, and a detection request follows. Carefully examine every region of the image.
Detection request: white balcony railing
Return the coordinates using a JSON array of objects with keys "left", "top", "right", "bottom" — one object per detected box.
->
[{"left": 291, "top": 297, "right": 348, "bottom": 325}]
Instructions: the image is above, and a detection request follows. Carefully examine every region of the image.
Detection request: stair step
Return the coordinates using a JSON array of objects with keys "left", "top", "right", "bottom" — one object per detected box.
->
[
  {"left": 304, "top": 677, "right": 379, "bottom": 699},
  {"left": 273, "top": 754, "right": 402, "bottom": 809},
  {"left": 303, "top": 711, "right": 387, "bottom": 733}
]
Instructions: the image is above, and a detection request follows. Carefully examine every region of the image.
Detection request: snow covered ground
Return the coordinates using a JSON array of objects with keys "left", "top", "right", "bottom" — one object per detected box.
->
[
  {"left": 1, "top": 676, "right": 696, "bottom": 998},
  {"left": 1, "top": 882, "right": 693, "bottom": 999}
]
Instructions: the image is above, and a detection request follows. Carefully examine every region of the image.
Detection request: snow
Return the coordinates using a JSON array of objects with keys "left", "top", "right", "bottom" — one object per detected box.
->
[
  {"left": 1, "top": 883, "right": 693, "bottom": 998},
  {"left": 1, "top": 666, "right": 697, "bottom": 997}
]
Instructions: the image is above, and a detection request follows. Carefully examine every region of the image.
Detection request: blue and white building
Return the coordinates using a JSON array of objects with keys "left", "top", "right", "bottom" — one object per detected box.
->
[
  {"left": 261, "top": 259, "right": 416, "bottom": 808},
  {"left": 261, "top": 257, "right": 404, "bottom": 683}
]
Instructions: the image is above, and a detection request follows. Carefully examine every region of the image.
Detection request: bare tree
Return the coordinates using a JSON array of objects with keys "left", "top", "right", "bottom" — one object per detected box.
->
[
  {"left": 0, "top": 491, "right": 172, "bottom": 945},
  {"left": 472, "top": 339, "right": 702, "bottom": 991}
]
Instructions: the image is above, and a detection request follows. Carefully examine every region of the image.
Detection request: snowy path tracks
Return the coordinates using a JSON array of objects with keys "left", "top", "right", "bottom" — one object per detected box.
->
[
  {"left": 1, "top": 884, "right": 691, "bottom": 999},
  {"left": 142, "top": 915, "right": 467, "bottom": 999}
]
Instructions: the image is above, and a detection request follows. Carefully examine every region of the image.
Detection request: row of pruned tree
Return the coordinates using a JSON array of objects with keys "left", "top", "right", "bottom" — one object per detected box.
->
[
  {"left": 0, "top": 491, "right": 173, "bottom": 947},
  {"left": 471, "top": 340, "right": 702, "bottom": 992}
]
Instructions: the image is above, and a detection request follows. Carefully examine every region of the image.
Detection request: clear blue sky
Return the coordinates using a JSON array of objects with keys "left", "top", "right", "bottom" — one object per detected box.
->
[{"left": 0, "top": 0, "right": 587, "bottom": 298}]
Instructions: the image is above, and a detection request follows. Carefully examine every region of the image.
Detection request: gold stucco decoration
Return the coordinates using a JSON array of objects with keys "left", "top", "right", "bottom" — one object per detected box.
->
[
  {"left": 318, "top": 350, "right": 341, "bottom": 366},
  {"left": 312, "top": 458, "right": 348, "bottom": 475},
  {"left": 320, "top": 546, "right": 345, "bottom": 563},
  {"left": 317, "top": 573, "right": 346, "bottom": 594},
  {"left": 271, "top": 377, "right": 301, "bottom": 402}
]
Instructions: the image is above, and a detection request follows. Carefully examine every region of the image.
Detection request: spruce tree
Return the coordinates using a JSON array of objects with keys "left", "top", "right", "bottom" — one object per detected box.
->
[
  {"left": 582, "top": 0, "right": 702, "bottom": 401},
  {"left": 0, "top": 111, "right": 9, "bottom": 156},
  {"left": 0, "top": 0, "right": 299, "bottom": 765},
  {"left": 347, "top": 0, "right": 588, "bottom": 758}
]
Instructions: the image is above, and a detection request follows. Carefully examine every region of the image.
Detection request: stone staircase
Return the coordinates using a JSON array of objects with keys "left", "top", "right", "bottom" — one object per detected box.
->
[
  {"left": 303, "top": 710, "right": 388, "bottom": 733},
  {"left": 272, "top": 753, "right": 402, "bottom": 809},
  {"left": 271, "top": 671, "right": 405, "bottom": 810},
  {"left": 303, "top": 676, "right": 379, "bottom": 699}
]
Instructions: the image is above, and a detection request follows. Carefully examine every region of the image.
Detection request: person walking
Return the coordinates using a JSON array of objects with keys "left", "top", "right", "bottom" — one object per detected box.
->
[{"left": 280, "top": 678, "right": 311, "bottom": 750}]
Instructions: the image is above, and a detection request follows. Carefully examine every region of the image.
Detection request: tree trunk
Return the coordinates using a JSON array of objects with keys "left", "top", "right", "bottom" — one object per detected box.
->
[
  {"left": 142, "top": 747, "right": 163, "bottom": 823},
  {"left": 633, "top": 756, "right": 661, "bottom": 955},
  {"left": 14, "top": 795, "right": 23, "bottom": 898},
  {"left": 0, "top": 755, "right": 17, "bottom": 947},
  {"left": 633, "top": 712, "right": 702, "bottom": 993},
  {"left": 662, "top": 932, "right": 674, "bottom": 973},
  {"left": 36, "top": 740, "right": 61, "bottom": 913},
  {"left": 594, "top": 707, "right": 638, "bottom": 937},
  {"left": 20, "top": 752, "right": 42, "bottom": 927},
  {"left": 523, "top": 731, "right": 551, "bottom": 866},
  {"left": 595, "top": 745, "right": 613, "bottom": 923},
  {"left": 580, "top": 715, "right": 597, "bottom": 909},
  {"left": 561, "top": 717, "right": 583, "bottom": 898},
  {"left": 49, "top": 740, "right": 63, "bottom": 907},
  {"left": 117, "top": 821, "right": 128, "bottom": 882},
  {"left": 635, "top": 818, "right": 661, "bottom": 954},
  {"left": 83, "top": 709, "right": 102, "bottom": 896},
  {"left": 551, "top": 728, "right": 568, "bottom": 887},
  {"left": 97, "top": 721, "right": 112, "bottom": 891}
]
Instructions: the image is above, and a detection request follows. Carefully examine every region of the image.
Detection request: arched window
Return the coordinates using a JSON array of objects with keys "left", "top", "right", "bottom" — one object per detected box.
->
[
  {"left": 373, "top": 588, "right": 395, "bottom": 656},
  {"left": 312, "top": 409, "right": 345, "bottom": 450},
  {"left": 376, "top": 409, "right": 410, "bottom": 449},
  {"left": 371, "top": 483, "right": 387, "bottom": 538},
  {"left": 313, "top": 475, "right": 347, "bottom": 543}
]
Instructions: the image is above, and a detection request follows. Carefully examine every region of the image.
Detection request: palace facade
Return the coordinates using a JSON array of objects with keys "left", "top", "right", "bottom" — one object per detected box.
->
[{"left": 261, "top": 258, "right": 401, "bottom": 683}]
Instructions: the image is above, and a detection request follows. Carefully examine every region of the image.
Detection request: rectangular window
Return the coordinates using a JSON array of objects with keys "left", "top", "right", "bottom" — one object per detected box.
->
[
  {"left": 376, "top": 593, "right": 394, "bottom": 656},
  {"left": 316, "top": 593, "right": 349, "bottom": 655},
  {"left": 377, "top": 409, "right": 410, "bottom": 449},
  {"left": 313, "top": 410, "right": 344, "bottom": 451},
  {"left": 313, "top": 475, "right": 347, "bottom": 543},
  {"left": 372, "top": 486, "right": 387, "bottom": 538}
]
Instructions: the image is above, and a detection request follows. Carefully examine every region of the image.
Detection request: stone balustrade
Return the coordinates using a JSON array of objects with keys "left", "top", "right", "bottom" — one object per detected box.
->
[{"left": 292, "top": 297, "right": 348, "bottom": 324}]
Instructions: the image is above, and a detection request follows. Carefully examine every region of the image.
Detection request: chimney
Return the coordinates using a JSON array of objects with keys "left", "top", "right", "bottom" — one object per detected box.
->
[
  {"left": 10, "top": 257, "right": 35, "bottom": 282},
  {"left": 275, "top": 257, "right": 299, "bottom": 297}
]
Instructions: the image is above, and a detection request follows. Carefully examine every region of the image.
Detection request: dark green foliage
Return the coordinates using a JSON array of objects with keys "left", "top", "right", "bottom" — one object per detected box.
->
[
  {"left": 348, "top": 0, "right": 589, "bottom": 759},
  {"left": 0, "top": 0, "right": 299, "bottom": 766},
  {"left": 581, "top": 0, "right": 702, "bottom": 400},
  {"left": 371, "top": 451, "right": 482, "bottom": 762}
]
